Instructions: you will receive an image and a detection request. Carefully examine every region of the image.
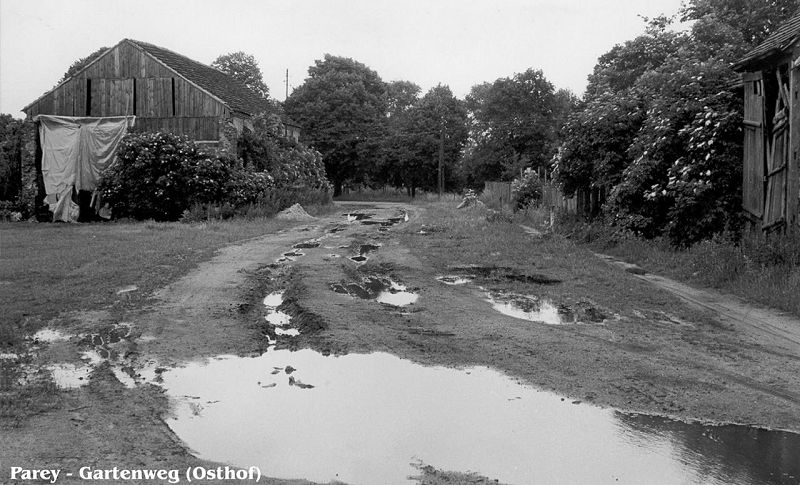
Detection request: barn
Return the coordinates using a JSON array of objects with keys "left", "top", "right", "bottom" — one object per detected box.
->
[
  {"left": 22, "top": 39, "right": 280, "bottom": 221},
  {"left": 23, "top": 38, "right": 272, "bottom": 146},
  {"left": 733, "top": 15, "right": 800, "bottom": 234}
]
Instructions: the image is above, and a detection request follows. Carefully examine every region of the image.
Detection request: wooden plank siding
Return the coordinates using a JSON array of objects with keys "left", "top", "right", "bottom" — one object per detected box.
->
[
  {"left": 25, "top": 41, "right": 228, "bottom": 121},
  {"left": 131, "top": 117, "right": 220, "bottom": 141}
]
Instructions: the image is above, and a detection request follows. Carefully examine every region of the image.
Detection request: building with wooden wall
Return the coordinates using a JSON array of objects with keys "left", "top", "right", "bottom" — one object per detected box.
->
[
  {"left": 23, "top": 39, "right": 275, "bottom": 147},
  {"left": 734, "top": 15, "right": 800, "bottom": 233}
]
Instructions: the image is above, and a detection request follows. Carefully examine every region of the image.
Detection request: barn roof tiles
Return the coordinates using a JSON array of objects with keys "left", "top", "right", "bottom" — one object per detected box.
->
[
  {"left": 734, "top": 14, "right": 800, "bottom": 71},
  {"left": 126, "top": 39, "right": 269, "bottom": 115}
]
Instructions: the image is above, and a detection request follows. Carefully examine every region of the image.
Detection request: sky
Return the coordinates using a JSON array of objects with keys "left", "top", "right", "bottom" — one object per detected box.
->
[{"left": 0, "top": 0, "right": 687, "bottom": 117}]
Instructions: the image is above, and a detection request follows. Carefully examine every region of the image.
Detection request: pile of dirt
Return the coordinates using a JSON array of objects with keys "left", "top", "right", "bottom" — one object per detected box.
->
[{"left": 276, "top": 203, "right": 316, "bottom": 221}]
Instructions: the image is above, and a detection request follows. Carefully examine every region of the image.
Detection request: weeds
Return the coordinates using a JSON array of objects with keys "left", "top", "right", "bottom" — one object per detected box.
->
[{"left": 555, "top": 216, "right": 800, "bottom": 317}]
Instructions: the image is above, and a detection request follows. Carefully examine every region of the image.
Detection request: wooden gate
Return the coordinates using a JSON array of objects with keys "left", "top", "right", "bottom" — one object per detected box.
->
[{"left": 742, "top": 72, "right": 766, "bottom": 222}]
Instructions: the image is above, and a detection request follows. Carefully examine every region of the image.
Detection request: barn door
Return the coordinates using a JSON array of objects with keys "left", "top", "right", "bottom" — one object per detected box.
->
[
  {"left": 764, "top": 72, "right": 791, "bottom": 230},
  {"left": 742, "top": 72, "right": 766, "bottom": 221}
]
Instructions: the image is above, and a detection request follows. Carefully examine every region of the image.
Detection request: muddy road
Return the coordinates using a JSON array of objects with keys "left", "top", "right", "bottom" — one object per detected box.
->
[{"left": 6, "top": 201, "right": 800, "bottom": 485}]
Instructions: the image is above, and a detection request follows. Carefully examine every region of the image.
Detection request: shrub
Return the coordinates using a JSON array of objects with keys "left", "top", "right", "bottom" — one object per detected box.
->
[
  {"left": 511, "top": 168, "right": 542, "bottom": 210},
  {"left": 100, "top": 132, "right": 238, "bottom": 221}
]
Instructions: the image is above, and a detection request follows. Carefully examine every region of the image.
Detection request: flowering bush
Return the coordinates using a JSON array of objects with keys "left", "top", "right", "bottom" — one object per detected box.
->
[
  {"left": 100, "top": 132, "right": 237, "bottom": 220},
  {"left": 511, "top": 168, "right": 542, "bottom": 209}
]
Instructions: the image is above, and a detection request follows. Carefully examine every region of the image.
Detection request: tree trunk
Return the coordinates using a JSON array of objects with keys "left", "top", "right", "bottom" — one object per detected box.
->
[{"left": 333, "top": 182, "right": 343, "bottom": 198}]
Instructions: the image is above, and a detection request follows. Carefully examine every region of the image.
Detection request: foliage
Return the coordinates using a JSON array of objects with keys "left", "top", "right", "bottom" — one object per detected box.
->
[
  {"left": 285, "top": 55, "right": 388, "bottom": 195},
  {"left": 463, "top": 69, "right": 574, "bottom": 187},
  {"left": 237, "top": 112, "right": 331, "bottom": 193},
  {"left": 553, "top": 90, "right": 645, "bottom": 197},
  {"left": 511, "top": 168, "right": 543, "bottom": 210},
  {"left": 211, "top": 51, "right": 270, "bottom": 99},
  {"left": 385, "top": 85, "right": 469, "bottom": 196},
  {"left": 0, "top": 115, "right": 25, "bottom": 201},
  {"left": 99, "top": 132, "right": 241, "bottom": 220},
  {"left": 58, "top": 47, "right": 108, "bottom": 84},
  {"left": 553, "top": 1, "right": 790, "bottom": 246},
  {"left": 680, "top": 0, "right": 799, "bottom": 46}
]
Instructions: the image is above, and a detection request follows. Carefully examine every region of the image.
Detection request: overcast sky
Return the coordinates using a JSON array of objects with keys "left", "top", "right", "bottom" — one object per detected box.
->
[{"left": 0, "top": 0, "right": 686, "bottom": 117}]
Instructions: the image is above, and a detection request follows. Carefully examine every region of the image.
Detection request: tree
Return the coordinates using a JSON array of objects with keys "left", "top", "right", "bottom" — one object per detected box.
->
[
  {"left": 284, "top": 55, "right": 388, "bottom": 196},
  {"left": 211, "top": 52, "right": 270, "bottom": 99},
  {"left": 681, "top": 0, "right": 799, "bottom": 46},
  {"left": 393, "top": 85, "right": 469, "bottom": 196},
  {"left": 386, "top": 80, "right": 421, "bottom": 116},
  {"left": 58, "top": 47, "right": 108, "bottom": 84},
  {"left": 375, "top": 81, "right": 422, "bottom": 188},
  {"left": 555, "top": 12, "right": 751, "bottom": 244},
  {"left": 463, "top": 69, "right": 567, "bottom": 187}
]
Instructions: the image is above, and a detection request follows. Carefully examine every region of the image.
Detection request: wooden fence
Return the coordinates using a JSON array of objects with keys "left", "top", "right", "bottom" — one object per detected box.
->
[
  {"left": 483, "top": 181, "right": 513, "bottom": 207},
  {"left": 541, "top": 184, "right": 577, "bottom": 214}
]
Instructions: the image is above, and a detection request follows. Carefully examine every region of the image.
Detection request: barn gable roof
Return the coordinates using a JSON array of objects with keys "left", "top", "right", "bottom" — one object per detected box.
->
[
  {"left": 126, "top": 39, "right": 269, "bottom": 116},
  {"left": 734, "top": 14, "right": 800, "bottom": 71},
  {"left": 23, "top": 39, "right": 269, "bottom": 116}
]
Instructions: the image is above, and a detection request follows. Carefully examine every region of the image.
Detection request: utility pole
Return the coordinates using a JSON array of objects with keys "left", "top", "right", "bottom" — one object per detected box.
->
[
  {"left": 438, "top": 119, "right": 445, "bottom": 199},
  {"left": 285, "top": 69, "right": 289, "bottom": 101}
]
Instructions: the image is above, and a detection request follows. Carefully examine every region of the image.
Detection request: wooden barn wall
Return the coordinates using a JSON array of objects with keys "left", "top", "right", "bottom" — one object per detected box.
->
[
  {"left": 131, "top": 117, "right": 220, "bottom": 141},
  {"left": 26, "top": 42, "right": 228, "bottom": 121}
]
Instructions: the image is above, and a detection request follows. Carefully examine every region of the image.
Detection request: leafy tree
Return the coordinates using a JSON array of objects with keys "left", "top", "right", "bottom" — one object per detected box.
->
[
  {"left": 211, "top": 51, "right": 270, "bottom": 99},
  {"left": 58, "top": 47, "right": 108, "bottom": 84},
  {"left": 376, "top": 80, "right": 421, "bottom": 188},
  {"left": 681, "top": 0, "right": 799, "bottom": 46},
  {"left": 386, "top": 80, "right": 421, "bottom": 116},
  {"left": 463, "top": 69, "right": 567, "bottom": 187},
  {"left": 554, "top": 90, "right": 645, "bottom": 198},
  {"left": 284, "top": 55, "right": 388, "bottom": 196},
  {"left": 392, "top": 85, "right": 469, "bottom": 196}
]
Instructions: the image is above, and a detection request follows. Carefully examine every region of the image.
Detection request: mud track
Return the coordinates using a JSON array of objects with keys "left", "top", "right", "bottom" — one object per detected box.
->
[{"left": 8, "top": 201, "right": 800, "bottom": 484}]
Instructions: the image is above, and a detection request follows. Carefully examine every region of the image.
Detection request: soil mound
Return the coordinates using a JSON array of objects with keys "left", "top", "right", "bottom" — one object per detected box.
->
[{"left": 276, "top": 203, "right": 315, "bottom": 221}]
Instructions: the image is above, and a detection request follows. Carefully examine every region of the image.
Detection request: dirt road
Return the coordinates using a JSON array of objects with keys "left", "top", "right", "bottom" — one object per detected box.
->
[{"left": 7, "top": 201, "right": 800, "bottom": 484}]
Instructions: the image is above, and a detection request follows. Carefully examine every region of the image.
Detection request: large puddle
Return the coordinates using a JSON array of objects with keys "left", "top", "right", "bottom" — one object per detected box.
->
[{"left": 160, "top": 350, "right": 800, "bottom": 485}]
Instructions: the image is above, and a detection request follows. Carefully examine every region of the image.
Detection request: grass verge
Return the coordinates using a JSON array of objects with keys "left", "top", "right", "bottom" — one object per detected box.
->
[
  {"left": 0, "top": 217, "right": 295, "bottom": 350},
  {"left": 555, "top": 215, "right": 800, "bottom": 317}
]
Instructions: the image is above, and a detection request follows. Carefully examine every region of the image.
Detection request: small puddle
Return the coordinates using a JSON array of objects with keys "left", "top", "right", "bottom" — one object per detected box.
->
[
  {"left": 46, "top": 351, "right": 104, "bottom": 389},
  {"left": 449, "top": 265, "right": 561, "bottom": 285},
  {"left": 376, "top": 281, "right": 419, "bottom": 307},
  {"left": 436, "top": 275, "right": 474, "bottom": 285},
  {"left": 160, "top": 349, "right": 800, "bottom": 485},
  {"left": 344, "top": 212, "right": 373, "bottom": 221},
  {"left": 349, "top": 243, "right": 381, "bottom": 263},
  {"left": 32, "top": 328, "right": 71, "bottom": 343},
  {"left": 486, "top": 291, "right": 605, "bottom": 325},
  {"left": 263, "top": 291, "right": 300, "bottom": 338},
  {"left": 293, "top": 240, "right": 320, "bottom": 249},
  {"left": 358, "top": 211, "right": 408, "bottom": 230},
  {"left": 331, "top": 277, "right": 418, "bottom": 307}
]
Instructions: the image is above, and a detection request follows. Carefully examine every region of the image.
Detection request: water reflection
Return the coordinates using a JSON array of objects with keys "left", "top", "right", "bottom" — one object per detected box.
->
[
  {"left": 618, "top": 413, "right": 800, "bottom": 485},
  {"left": 159, "top": 350, "right": 800, "bottom": 485}
]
